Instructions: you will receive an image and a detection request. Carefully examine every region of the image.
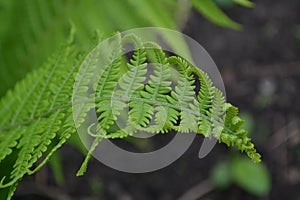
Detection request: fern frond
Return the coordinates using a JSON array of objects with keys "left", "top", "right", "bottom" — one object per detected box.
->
[
  {"left": 95, "top": 37, "right": 122, "bottom": 131},
  {"left": 0, "top": 32, "right": 261, "bottom": 199},
  {"left": 0, "top": 29, "right": 100, "bottom": 189},
  {"left": 0, "top": 40, "right": 77, "bottom": 188}
]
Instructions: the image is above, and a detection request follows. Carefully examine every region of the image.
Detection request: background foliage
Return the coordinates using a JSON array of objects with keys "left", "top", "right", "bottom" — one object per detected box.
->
[{"left": 0, "top": 0, "right": 249, "bottom": 97}]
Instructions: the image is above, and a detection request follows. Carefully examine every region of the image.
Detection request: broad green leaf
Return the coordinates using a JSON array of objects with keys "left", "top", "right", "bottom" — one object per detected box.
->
[
  {"left": 211, "top": 161, "right": 232, "bottom": 189},
  {"left": 232, "top": 158, "right": 271, "bottom": 196}
]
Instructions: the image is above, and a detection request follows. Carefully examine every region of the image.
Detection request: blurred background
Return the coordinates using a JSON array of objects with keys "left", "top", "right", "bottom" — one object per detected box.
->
[{"left": 1, "top": 0, "right": 300, "bottom": 199}]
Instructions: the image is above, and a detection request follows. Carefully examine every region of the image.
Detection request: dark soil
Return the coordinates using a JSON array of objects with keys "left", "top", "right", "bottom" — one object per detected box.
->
[{"left": 15, "top": 0, "right": 300, "bottom": 199}]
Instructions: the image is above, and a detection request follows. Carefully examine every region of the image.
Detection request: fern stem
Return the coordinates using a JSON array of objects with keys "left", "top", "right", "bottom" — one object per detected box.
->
[{"left": 76, "top": 136, "right": 103, "bottom": 176}]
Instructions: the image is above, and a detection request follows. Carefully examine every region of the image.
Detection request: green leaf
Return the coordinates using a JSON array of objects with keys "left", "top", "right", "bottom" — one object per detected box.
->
[
  {"left": 231, "top": 158, "right": 271, "bottom": 196},
  {"left": 189, "top": 0, "right": 242, "bottom": 30},
  {"left": 211, "top": 161, "right": 232, "bottom": 189},
  {"left": 233, "top": 0, "right": 255, "bottom": 8},
  {"left": 0, "top": 32, "right": 261, "bottom": 199}
]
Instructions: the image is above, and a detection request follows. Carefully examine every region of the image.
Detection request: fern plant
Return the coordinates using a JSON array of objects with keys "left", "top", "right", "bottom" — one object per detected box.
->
[
  {"left": 0, "top": 31, "right": 260, "bottom": 199},
  {"left": 0, "top": 0, "right": 254, "bottom": 97}
]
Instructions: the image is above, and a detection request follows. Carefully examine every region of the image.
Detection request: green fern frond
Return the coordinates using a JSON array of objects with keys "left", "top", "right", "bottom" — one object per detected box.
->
[
  {"left": 0, "top": 40, "right": 76, "bottom": 188},
  {"left": 0, "top": 32, "right": 260, "bottom": 199},
  {"left": 0, "top": 29, "right": 101, "bottom": 191}
]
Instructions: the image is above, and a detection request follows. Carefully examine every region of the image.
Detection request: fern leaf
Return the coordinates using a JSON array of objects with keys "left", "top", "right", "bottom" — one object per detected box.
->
[
  {"left": 210, "top": 88, "right": 226, "bottom": 137},
  {"left": 187, "top": 67, "right": 215, "bottom": 137},
  {"left": 0, "top": 32, "right": 261, "bottom": 199},
  {"left": 0, "top": 29, "right": 95, "bottom": 188},
  {"left": 130, "top": 47, "right": 175, "bottom": 133},
  {"left": 112, "top": 36, "right": 148, "bottom": 135},
  {"left": 189, "top": 0, "right": 242, "bottom": 30},
  {"left": 76, "top": 34, "right": 124, "bottom": 175},
  {"left": 0, "top": 40, "right": 76, "bottom": 187},
  {"left": 220, "top": 104, "right": 261, "bottom": 162},
  {"left": 168, "top": 56, "right": 197, "bottom": 133}
]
